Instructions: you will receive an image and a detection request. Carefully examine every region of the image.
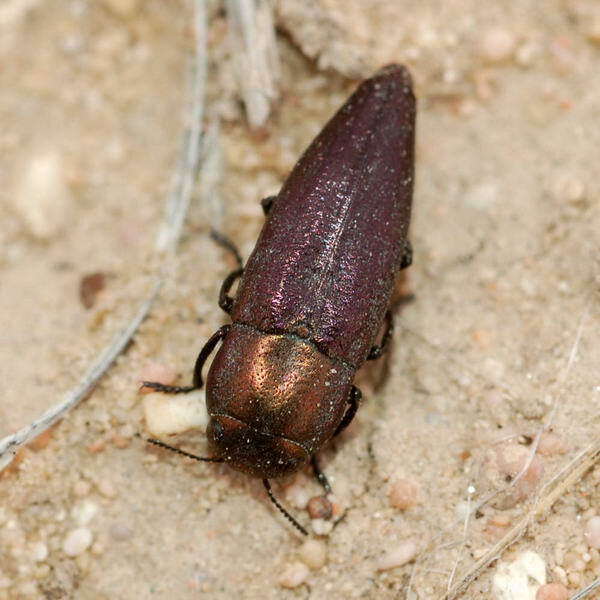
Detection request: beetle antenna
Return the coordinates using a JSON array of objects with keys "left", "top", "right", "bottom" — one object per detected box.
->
[
  {"left": 263, "top": 479, "right": 308, "bottom": 536},
  {"left": 145, "top": 437, "right": 224, "bottom": 463}
]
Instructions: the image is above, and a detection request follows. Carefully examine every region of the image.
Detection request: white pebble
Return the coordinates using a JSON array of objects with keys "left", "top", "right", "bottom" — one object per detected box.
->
[
  {"left": 71, "top": 500, "right": 99, "bottom": 526},
  {"left": 478, "top": 28, "right": 517, "bottom": 63},
  {"left": 584, "top": 516, "right": 600, "bottom": 549},
  {"left": 493, "top": 550, "right": 546, "bottom": 599},
  {"left": 284, "top": 476, "right": 312, "bottom": 510},
  {"left": 311, "top": 518, "right": 333, "bottom": 536},
  {"left": 13, "top": 152, "right": 73, "bottom": 240},
  {"left": 29, "top": 541, "right": 48, "bottom": 562},
  {"left": 551, "top": 174, "right": 586, "bottom": 203},
  {"left": 278, "top": 561, "right": 309, "bottom": 588},
  {"left": 298, "top": 539, "right": 327, "bottom": 570},
  {"left": 143, "top": 390, "right": 208, "bottom": 436},
  {"left": 376, "top": 540, "right": 417, "bottom": 571},
  {"left": 62, "top": 528, "right": 93, "bottom": 557}
]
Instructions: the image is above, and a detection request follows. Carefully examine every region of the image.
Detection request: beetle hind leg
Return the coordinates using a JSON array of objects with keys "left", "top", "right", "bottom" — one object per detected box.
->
[
  {"left": 367, "top": 311, "right": 393, "bottom": 360},
  {"left": 333, "top": 386, "right": 361, "bottom": 436}
]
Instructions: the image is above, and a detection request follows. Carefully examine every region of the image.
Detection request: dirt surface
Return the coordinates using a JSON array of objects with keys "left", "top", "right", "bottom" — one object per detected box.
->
[{"left": 1, "top": 1, "right": 599, "bottom": 598}]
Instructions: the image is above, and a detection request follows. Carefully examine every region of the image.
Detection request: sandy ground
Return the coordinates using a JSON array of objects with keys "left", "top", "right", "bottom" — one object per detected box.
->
[{"left": 1, "top": 0, "right": 599, "bottom": 598}]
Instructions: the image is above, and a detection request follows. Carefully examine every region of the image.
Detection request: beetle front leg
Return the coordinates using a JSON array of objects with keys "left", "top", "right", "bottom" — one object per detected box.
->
[
  {"left": 141, "top": 325, "right": 231, "bottom": 393},
  {"left": 333, "top": 385, "right": 362, "bottom": 437}
]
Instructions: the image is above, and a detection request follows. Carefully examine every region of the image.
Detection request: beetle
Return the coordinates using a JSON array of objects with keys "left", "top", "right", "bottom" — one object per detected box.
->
[{"left": 143, "top": 64, "right": 416, "bottom": 534}]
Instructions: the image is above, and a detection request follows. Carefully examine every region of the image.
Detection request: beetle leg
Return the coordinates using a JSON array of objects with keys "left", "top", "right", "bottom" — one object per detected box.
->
[
  {"left": 140, "top": 325, "right": 230, "bottom": 393},
  {"left": 367, "top": 311, "right": 393, "bottom": 360},
  {"left": 400, "top": 239, "right": 413, "bottom": 270},
  {"left": 263, "top": 479, "right": 308, "bottom": 536},
  {"left": 192, "top": 325, "right": 231, "bottom": 388},
  {"left": 333, "top": 385, "right": 362, "bottom": 437},
  {"left": 261, "top": 195, "right": 277, "bottom": 215},
  {"left": 310, "top": 455, "right": 332, "bottom": 494},
  {"left": 209, "top": 229, "right": 243, "bottom": 268},
  {"left": 218, "top": 267, "right": 243, "bottom": 314}
]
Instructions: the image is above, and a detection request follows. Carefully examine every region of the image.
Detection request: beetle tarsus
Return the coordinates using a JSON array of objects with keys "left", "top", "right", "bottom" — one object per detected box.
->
[
  {"left": 139, "top": 382, "right": 197, "bottom": 394},
  {"left": 261, "top": 195, "right": 277, "bottom": 215},
  {"left": 263, "top": 479, "right": 308, "bottom": 536},
  {"left": 333, "top": 386, "right": 362, "bottom": 437},
  {"left": 310, "top": 455, "right": 332, "bottom": 494},
  {"left": 210, "top": 229, "right": 243, "bottom": 268}
]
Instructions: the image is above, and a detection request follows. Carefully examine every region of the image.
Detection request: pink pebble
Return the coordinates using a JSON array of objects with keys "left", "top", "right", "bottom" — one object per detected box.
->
[
  {"left": 537, "top": 432, "right": 567, "bottom": 456},
  {"left": 584, "top": 516, "right": 600, "bottom": 549},
  {"left": 388, "top": 478, "right": 419, "bottom": 510},
  {"left": 138, "top": 362, "right": 177, "bottom": 393},
  {"left": 536, "top": 583, "right": 569, "bottom": 600}
]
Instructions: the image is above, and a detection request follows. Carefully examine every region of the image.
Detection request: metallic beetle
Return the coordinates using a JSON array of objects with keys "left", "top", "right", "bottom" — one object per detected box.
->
[{"left": 145, "top": 64, "right": 415, "bottom": 533}]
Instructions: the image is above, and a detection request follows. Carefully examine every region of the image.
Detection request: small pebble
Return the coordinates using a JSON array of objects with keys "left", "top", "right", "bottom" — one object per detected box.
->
[
  {"left": 307, "top": 495, "right": 333, "bottom": 520},
  {"left": 478, "top": 28, "right": 517, "bottom": 63},
  {"left": 311, "top": 518, "right": 333, "bottom": 536},
  {"left": 99, "top": 0, "right": 141, "bottom": 17},
  {"left": 79, "top": 272, "right": 106, "bottom": 309},
  {"left": 584, "top": 516, "right": 600, "bottom": 549},
  {"left": 537, "top": 432, "right": 567, "bottom": 456},
  {"left": 13, "top": 152, "right": 73, "bottom": 240},
  {"left": 97, "top": 479, "right": 117, "bottom": 499},
  {"left": 388, "top": 478, "right": 419, "bottom": 510},
  {"left": 480, "top": 441, "right": 544, "bottom": 509},
  {"left": 29, "top": 541, "right": 48, "bottom": 562},
  {"left": 298, "top": 539, "right": 327, "bottom": 570},
  {"left": 551, "top": 174, "right": 586, "bottom": 204},
  {"left": 71, "top": 500, "right": 99, "bottom": 526},
  {"left": 278, "top": 561, "right": 309, "bottom": 588},
  {"left": 493, "top": 550, "right": 546, "bottom": 599},
  {"left": 376, "top": 540, "right": 417, "bottom": 571},
  {"left": 62, "top": 528, "right": 93, "bottom": 557},
  {"left": 143, "top": 390, "right": 208, "bottom": 436},
  {"left": 284, "top": 477, "right": 311, "bottom": 510},
  {"left": 110, "top": 523, "right": 133, "bottom": 541},
  {"left": 536, "top": 583, "right": 569, "bottom": 600},
  {"left": 73, "top": 480, "right": 91, "bottom": 497},
  {"left": 139, "top": 363, "right": 178, "bottom": 394}
]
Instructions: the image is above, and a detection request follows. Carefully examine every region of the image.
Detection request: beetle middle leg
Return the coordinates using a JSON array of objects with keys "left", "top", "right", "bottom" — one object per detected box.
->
[
  {"left": 367, "top": 311, "right": 393, "bottom": 360},
  {"left": 309, "top": 386, "right": 361, "bottom": 492},
  {"left": 210, "top": 229, "right": 244, "bottom": 314},
  {"left": 310, "top": 455, "right": 332, "bottom": 494},
  {"left": 141, "top": 325, "right": 230, "bottom": 393},
  {"left": 333, "top": 385, "right": 362, "bottom": 436}
]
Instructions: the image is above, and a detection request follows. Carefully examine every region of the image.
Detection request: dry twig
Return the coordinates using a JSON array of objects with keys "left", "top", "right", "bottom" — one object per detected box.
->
[{"left": 0, "top": 0, "right": 208, "bottom": 472}]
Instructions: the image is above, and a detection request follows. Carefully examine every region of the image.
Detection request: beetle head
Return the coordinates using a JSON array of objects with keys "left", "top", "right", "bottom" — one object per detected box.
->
[{"left": 206, "top": 414, "right": 309, "bottom": 478}]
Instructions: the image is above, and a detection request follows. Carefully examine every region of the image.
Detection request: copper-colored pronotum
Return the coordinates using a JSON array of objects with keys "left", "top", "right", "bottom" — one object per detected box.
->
[{"left": 144, "top": 64, "right": 416, "bottom": 534}]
